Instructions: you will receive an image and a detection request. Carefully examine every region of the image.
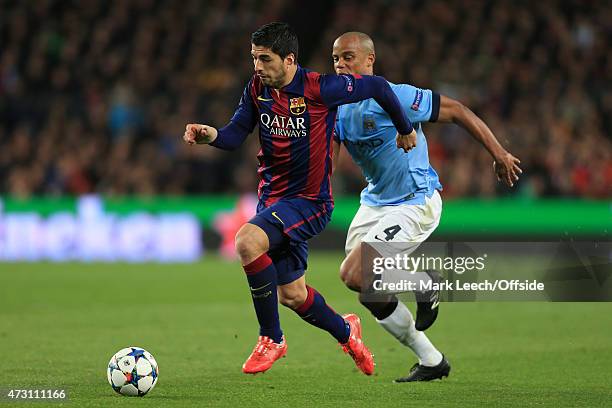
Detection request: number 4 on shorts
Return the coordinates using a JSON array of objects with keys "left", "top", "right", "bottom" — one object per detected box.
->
[{"left": 375, "top": 225, "right": 401, "bottom": 241}]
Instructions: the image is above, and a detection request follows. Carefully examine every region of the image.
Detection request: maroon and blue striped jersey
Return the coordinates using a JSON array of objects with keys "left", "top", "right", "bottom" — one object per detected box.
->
[{"left": 210, "top": 66, "right": 413, "bottom": 206}]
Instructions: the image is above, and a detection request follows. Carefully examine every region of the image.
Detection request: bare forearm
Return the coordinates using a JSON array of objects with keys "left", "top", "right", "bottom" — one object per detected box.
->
[
  {"left": 437, "top": 95, "right": 522, "bottom": 187},
  {"left": 452, "top": 105, "right": 506, "bottom": 160},
  {"left": 438, "top": 96, "right": 506, "bottom": 159}
]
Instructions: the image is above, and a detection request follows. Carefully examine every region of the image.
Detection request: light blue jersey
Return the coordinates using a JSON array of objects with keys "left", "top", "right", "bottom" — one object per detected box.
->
[{"left": 335, "top": 82, "right": 442, "bottom": 206}]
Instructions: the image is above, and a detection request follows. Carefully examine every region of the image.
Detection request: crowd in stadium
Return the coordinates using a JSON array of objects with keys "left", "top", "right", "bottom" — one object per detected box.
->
[{"left": 1, "top": 0, "right": 610, "bottom": 199}]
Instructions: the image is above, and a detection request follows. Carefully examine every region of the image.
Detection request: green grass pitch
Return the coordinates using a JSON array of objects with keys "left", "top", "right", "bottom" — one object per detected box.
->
[{"left": 1, "top": 253, "right": 611, "bottom": 407}]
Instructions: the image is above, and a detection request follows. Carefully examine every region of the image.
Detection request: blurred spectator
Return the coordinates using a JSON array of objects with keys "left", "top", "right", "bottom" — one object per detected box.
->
[
  {"left": 316, "top": 0, "right": 611, "bottom": 199},
  {"left": 0, "top": 0, "right": 609, "bottom": 199}
]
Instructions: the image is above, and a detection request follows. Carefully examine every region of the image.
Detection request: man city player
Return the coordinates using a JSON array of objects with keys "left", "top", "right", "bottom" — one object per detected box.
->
[{"left": 332, "top": 32, "right": 522, "bottom": 382}]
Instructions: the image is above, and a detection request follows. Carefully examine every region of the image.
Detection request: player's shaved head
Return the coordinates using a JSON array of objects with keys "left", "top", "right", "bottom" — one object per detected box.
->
[
  {"left": 332, "top": 32, "right": 376, "bottom": 76},
  {"left": 335, "top": 32, "right": 375, "bottom": 55}
]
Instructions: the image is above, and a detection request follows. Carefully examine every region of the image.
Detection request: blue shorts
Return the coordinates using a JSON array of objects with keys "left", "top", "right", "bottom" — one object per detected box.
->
[{"left": 249, "top": 198, "right": 333, "bottom": 285}]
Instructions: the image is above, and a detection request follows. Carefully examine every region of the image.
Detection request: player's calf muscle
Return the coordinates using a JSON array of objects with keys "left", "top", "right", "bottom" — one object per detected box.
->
[
  {"left": 340, "top": 258, "right": 362, "bottom": 291},
  {"left": 340, "top": 245, "right": 363, "bottom": 291},
  {"left": 278, "top": 288, "right": 308, "bottom": 309},
  {"left": 234, "top": 224, "right": 269, "bottom": 264}
]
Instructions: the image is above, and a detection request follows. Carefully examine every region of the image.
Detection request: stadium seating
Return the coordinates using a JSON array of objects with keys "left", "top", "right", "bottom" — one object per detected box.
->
[{"left": 0, "top": 0, "right": 609, "bottom": 198}]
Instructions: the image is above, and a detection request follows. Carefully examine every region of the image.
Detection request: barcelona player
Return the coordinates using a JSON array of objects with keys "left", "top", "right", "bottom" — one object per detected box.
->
[
  {"left": 332, "top": 32, "right": 522, "bottom": 382},
  {"left": 183, "top": 23, "right": 418, "bottom": 375}
]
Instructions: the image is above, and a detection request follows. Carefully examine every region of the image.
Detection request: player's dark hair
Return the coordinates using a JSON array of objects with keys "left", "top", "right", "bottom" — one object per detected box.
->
[{"left": 251, "top": 22, "right": 299, "bottom": 60}]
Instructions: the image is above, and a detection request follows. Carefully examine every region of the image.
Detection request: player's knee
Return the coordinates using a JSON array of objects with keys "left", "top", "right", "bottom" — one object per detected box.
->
[
  {"left": 279, "top": 288, "right": 308, "bottom": 310},
  {"left": 234, "top": 226, "right": 254, "bottom": 259},
  {"left": 340, "top": 259, "right": 361, "bottom": 292},
  {"left": 235, "top": 224, "right": 269, "bottom": 263}
]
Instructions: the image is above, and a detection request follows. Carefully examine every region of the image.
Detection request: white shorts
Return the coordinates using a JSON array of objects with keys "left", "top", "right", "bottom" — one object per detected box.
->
[{"left": 344, "top": 190, "right": 442, "bottom": 258}]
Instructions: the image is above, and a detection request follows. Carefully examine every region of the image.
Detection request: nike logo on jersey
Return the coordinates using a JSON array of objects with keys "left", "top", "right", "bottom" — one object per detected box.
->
[
  {"left": 257, "top": 96, "right": 273, "bottom": 102},
  {"left": 271, "top": 212, "right": 284, "bottom": 225}
]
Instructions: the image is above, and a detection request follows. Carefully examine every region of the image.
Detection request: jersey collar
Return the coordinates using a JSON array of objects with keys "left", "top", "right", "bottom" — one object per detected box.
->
[{"left": 279, "top": 64, "right": 304, "bottom": 95}]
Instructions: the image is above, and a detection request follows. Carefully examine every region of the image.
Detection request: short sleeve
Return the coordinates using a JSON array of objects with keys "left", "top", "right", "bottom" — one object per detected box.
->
[{"left": 394, "top": 84, "right": 440, "bottom": 123}]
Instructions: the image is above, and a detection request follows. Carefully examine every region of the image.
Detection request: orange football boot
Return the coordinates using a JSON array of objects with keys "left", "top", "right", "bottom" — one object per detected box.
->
[
  {"left": 242, "top": 335, "right": 287, "bottom": 374},
  {"left": 341, "top": 314, "right": 375, "bottom": 375}
]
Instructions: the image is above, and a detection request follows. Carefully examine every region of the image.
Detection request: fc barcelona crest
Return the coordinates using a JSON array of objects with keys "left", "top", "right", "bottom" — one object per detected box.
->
[{"left": 289, "top": 97, "right": 307, "bottom": 115}]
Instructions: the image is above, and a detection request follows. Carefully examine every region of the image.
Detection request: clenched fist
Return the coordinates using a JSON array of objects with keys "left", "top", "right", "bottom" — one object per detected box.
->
[
  {"left": 396, "top": 129, "right": 418, "bottom": 152},
  {"left": 183, "top": 124, "right": 218, "bottom": 145}
]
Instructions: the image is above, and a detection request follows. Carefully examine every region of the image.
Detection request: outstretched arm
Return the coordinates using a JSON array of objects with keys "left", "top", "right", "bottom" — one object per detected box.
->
[
  {"left": 437, "top": 95, "right": 522, "bottom": 187},
  {"left": 183, "top": 121, "right": 253, "bottom": 151},
  {"left": 319, "top": 74, "right": 416, "bottom": 148},
  {"left": 183, "top": 80, "right": 257, "bottom": 151}
]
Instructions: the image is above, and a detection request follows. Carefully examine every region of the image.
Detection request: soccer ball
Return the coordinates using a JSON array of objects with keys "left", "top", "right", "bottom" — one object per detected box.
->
[{"left": 107, "top": 346, "right": 159, "bottom": 396}]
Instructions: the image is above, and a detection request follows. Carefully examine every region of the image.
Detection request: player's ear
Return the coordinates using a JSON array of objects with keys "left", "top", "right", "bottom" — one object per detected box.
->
[
  {"left": 367, "top": 53, "right": 375, "bottom": 67},
  {"left": 285, "top": 53, "right": 296, "bottom": 66}
]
